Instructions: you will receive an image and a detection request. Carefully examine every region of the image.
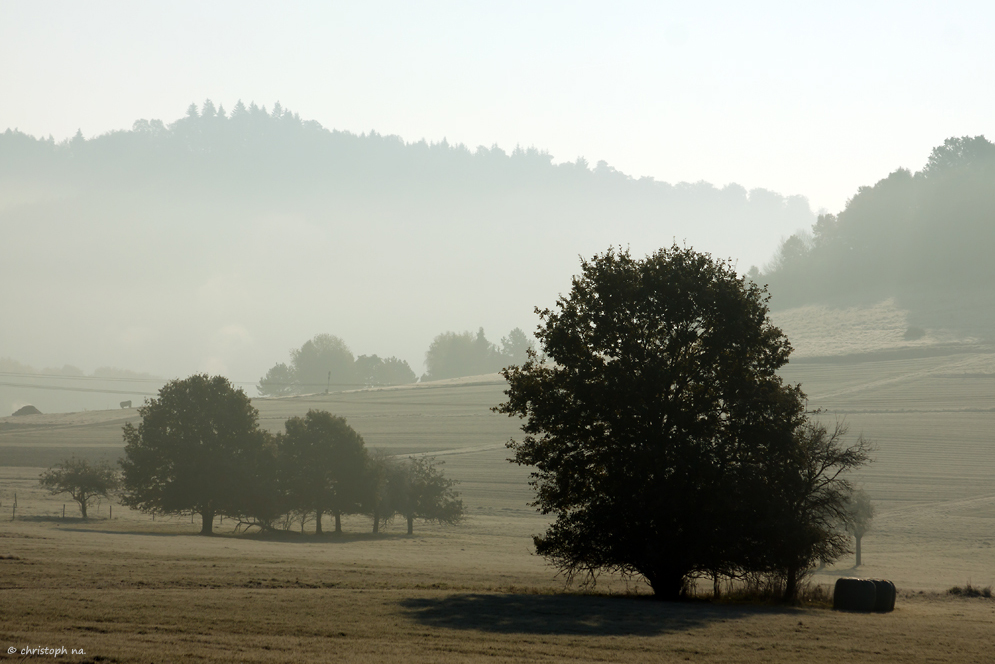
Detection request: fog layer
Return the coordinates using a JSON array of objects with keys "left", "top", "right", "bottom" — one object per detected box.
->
[{"left": 1, "top": 101, "right": 813, "bottom": 408}]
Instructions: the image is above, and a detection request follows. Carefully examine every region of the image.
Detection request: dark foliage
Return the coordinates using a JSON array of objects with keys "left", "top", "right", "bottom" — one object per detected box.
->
[
  {"left": 278, "top": 410, "right": 368, "bottom": 534},
  {"left": 497, "top": 246, "right": 868, "bottom": 600},
  {"left": 120, "top": 374, "right": 272, "bottom": 534}
]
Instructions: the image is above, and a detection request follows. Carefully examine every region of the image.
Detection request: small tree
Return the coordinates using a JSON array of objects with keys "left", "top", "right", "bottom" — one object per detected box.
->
[
  {"left": 759, "top": 420, "right": 872, "bottom": 600},
  {"left": 39, "top": 458, "right": 119, "bottom": 519},
  {"left": 363, "top": 449, "right": 399, "bottom": 534},
  {"left": 846, "top": 488, "right": 875, "bottom": 567},
  {"left": 257, "top": 362, "right": 296, "bottom": 396},
  {"left": 392, "top": 457, "right": 464, "bottom": 534},
  {"left": 500, "top": 328, "right": 533, "bottom": 365}
]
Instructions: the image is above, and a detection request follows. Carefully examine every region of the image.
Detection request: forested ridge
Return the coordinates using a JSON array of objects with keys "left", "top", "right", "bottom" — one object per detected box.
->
[
  {"left": 1, "top": 99, "right": 813, "bottom": 225},
  {"left": 0, "top": 100, "right": 814, "bottom": 404},
  {"left": 758, "top": 136, "right": 995, "bottom": 336}
]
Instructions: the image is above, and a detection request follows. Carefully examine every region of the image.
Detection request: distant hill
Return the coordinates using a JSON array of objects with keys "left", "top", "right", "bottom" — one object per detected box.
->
[
  {"left": 757, "top": 136, "right": 995, "bottom": 340},
  {"left": 0, "top": 101, "right": 814, "bottom": 385}
]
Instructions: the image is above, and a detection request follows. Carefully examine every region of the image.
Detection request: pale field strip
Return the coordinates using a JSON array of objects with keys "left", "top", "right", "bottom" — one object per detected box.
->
[
  {"left": 769, "top": 298, "right": 969, "bottom": 359},
  {"left": 785, "top": 354, "right": 995, "bottom": 407}
]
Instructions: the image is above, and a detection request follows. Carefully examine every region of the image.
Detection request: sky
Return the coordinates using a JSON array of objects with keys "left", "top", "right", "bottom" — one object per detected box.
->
[
  {"left": 2, "top": 1, "right": 993, "bottom": 214},
  {"left": 3, "top": 0, "right": 995, "bottom": 401}
]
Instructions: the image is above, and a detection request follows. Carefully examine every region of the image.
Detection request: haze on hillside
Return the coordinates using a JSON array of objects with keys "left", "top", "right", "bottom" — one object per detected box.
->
[
  {"left": 759, "top": 135, "right": 995, "bottom": 340},
  {"left": 0, "top": 102, "right": 814, "bottom": 414}
]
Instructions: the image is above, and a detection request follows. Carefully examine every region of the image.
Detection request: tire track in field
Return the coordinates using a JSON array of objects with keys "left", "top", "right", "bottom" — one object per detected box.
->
[
  {"left": 404, "top": 443, "right": 507, "bottom": 459},
  {"left": 808, "top": 354, "right": 995, "bottom": 402},
  {"left": 877, "top": 493, "right": 995, "bottom": 520}
]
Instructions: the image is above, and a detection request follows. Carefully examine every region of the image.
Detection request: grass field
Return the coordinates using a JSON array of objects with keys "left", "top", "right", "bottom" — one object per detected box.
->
[{"left": 2, "top": 301, "right": 995, "bottom": 662}]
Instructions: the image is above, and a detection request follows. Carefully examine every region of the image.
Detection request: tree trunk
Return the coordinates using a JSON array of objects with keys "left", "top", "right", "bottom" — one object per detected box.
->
[
  {"left": 784, "top": 566, "right": 799, "bottom": 602},
  {"left": 315, "top": 509, "right": 323, "bottom": 535},
  {"left": 855, "top": 534, "right": 862, "bottom": 567},
  {"left": 334, "top": 511, "right": 342, "bottom": 534},
  {"left": 407, "top": 515, "right": 414, "bottom": 535},
  {"left": 79, "top": 500, "right": 88, "bottom": 519},
  {"left": 200, "top": 510, "right": 214, "bottom": 535},
  {"left": 712, "top": 573, "right": 721, "bottom": 599},
  {"left": 372, "top": 507, "right": 380, "bottom": 534},
  {"left": 646, "top": 571, "right": 686, "bottom": 601}
]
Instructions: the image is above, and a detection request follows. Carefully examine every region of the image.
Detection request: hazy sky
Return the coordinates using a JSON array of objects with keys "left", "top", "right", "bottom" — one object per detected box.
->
[{"left": 2, "top": 1, "right": 992, "bottom": 214}]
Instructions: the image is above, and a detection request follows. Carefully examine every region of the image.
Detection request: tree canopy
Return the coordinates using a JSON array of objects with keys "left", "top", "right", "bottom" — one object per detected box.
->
[
  {"left": 389, "top": 456, "right": 465, "bottom": 535},
  {"left": 498, "top": 246, "right": 867, "bottom": 599},
  {"left": 120, "top": 374, "right": 271, "bottom": 534},
  {"left": 278, "top": 410, "right": 368, "bottom": 534}
]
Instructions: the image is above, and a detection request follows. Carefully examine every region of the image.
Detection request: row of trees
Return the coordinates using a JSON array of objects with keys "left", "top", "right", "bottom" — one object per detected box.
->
[
  {"left": 39, "top": 375, "right": 464, "bottom": 535},
  {"left": 257, "top": 328, "right": 532, "bottom": 396},
  {"left": 498, "top": 246, "right": 874, "bottom": 601},
  {"left": 258, "top": 334, "right": 417, "bottom": 396}
]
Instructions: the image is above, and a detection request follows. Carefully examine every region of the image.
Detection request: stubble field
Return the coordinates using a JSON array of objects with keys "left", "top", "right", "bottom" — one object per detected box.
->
[{"left": 2, "top": 324, "right": 995, "bottom": 662}]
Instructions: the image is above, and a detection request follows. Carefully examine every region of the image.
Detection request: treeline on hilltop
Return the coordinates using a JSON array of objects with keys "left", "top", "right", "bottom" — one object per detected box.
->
[
  {"left": 119, "top": 375, "right": 463, "bottom": 535},
  {"left": 258, "top": 328, "right": 531, "bottom": 396},
  {"left": 756, "top": 135, "right": 995, "bottom": 334},
  {"left": 0, "top": 99, "right": 813, "bottom": 221}
]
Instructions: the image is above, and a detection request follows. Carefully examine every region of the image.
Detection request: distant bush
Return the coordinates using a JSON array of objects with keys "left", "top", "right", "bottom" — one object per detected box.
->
[
  {"left": 708, "top": 573, "right": 832, "bottom": 607},
  {"left": 258, "top": 335, "right": 417, "bottom": 396},
  {"left": 948, "top": 582, "right": 993, "bottom": 598}
]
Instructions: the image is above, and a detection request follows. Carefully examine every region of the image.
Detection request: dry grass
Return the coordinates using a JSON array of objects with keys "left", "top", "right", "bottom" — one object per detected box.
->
[
  {"left": 1, "top": 517, "right": 994, "bottom": 663},
  {"left": 3, "top": 329, "right": 995, "bottom": 661}
]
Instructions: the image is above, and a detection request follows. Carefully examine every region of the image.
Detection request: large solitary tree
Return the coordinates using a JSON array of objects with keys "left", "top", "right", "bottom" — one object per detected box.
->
[
  {"left": 120, "top": 374, "right": 271, "bottom": 534},
  {"left": 497, "top": 245, "right": 812, "bottom": 600}
]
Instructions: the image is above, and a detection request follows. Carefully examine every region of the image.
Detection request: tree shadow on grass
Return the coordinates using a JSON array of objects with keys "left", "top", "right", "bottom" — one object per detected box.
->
[{"left": 400, "top": 592, "right": 800, "bottom": 637}]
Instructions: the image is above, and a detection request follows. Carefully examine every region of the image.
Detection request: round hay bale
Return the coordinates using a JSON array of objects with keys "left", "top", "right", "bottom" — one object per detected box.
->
[
  {"left": 833, "top": 577, "right": 877, "bottom": 612},
  {"left": 870, "top": 579, "right": 896, "bottom": 612}
]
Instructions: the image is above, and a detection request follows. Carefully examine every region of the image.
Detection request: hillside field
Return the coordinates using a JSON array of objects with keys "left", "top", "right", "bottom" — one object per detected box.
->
[{"left": 2, "top": 307, "right": 995, "bottom": 662}]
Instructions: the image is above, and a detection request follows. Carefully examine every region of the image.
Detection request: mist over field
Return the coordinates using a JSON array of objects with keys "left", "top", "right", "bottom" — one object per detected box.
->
[
  {"left": 0, "top": 103, "right": 815, "bottom": 412},
  {"left": 5, "top": 5, "right": 995, "bottom": 661}
]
